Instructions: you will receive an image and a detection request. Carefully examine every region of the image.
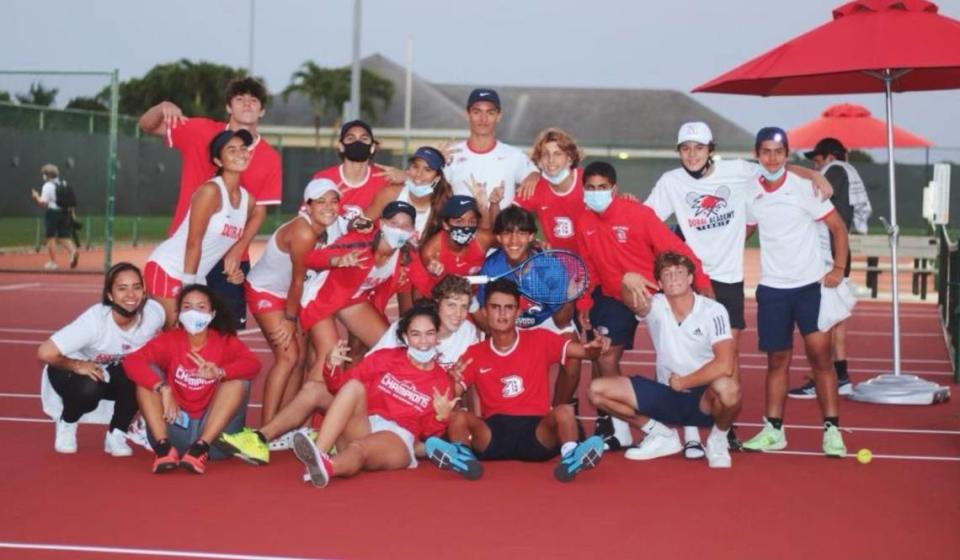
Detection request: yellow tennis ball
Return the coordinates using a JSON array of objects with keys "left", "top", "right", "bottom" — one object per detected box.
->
[{"left": 856, "top": 448, "right": 872, "bottom": 464}]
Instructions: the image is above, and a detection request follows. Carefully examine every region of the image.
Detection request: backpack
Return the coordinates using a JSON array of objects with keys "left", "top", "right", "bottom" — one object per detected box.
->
[{"left": 54, "top": 179, "right": 77, "bottom": 210}]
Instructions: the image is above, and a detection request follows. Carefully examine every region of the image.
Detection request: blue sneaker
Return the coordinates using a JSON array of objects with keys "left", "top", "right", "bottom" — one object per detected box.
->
[
  {"left": 425, "top": 437, "right": 483, "bottom": 480},
  {"left": 554, "top": 436, "right": 605, "bottom": 483}
]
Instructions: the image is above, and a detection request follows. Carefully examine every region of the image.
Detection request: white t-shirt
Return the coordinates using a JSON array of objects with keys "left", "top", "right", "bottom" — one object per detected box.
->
[
  {"left": 367, "top": 318, "right": 482, "bottom": 371},
  {"left": 40, "top": 180, "right": 60, "bottom": 210},
  {"left": 41, "top": 300, "right": 165, "bottom": 424},
  {"left": 642, "top": 294, "right": 732, "bottom": 385},
  {"left": 444, "top": 140, "right": 537, "bottom": 209},
  {"left": 645, "top": 159, "right": 757, "bottom": 284},
  {"left": 746, "top": 172, "right": 835, "bottom": 289}
]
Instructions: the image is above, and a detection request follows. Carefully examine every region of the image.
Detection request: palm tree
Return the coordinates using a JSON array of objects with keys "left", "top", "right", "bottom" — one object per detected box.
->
[
  {"left": 283, "top": 61, "right": 394, "bottom": 149},
  {"left": 16, "top": 82, "right": 58, "bottom": 107}
]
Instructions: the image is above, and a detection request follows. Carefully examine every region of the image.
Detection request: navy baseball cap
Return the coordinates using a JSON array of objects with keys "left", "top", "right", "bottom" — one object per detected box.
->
[
  {"left": 382, "top": 200, "right": 416, "bottom": 222},
  {"left": 441, "top": 195, "right": 479, "bottom": 219},
  {"left": 410, "top": 146, "right": 445, "bottom": 171},
  {"left": 209, "top": 129, "right": 253, "bottom": 164},
  {"left": 755, "top": 126, "right": 789, "bottom": 152},
  {"left": 340, "top": 119, "right": 374, "bottom": 141},
  {"left": 467, "top": 88, "right": 501, "bottom": 110}
]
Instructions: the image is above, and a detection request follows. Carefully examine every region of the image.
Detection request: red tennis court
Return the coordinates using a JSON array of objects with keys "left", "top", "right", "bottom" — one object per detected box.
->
[{"left": 1, "top": 269, "right": 957, "bottom": 560}]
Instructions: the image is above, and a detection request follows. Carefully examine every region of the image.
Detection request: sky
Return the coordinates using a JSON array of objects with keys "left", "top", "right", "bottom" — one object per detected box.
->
[{"left": 3, "top": 0, "right": 959, "bottom": 162}]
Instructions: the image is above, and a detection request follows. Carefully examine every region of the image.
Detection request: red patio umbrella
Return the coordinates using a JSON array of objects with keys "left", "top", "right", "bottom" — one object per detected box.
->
[
  {"left": 694, "top": 0, "right": 958, "bottom": 404},
  {"left": 788, "top": 103, "right": 933, "bottom": 149}
]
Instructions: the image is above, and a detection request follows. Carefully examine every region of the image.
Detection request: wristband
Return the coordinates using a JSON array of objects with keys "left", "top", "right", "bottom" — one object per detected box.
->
[{"left": 182, "top": 273, "right": 197, "bottom": 285}]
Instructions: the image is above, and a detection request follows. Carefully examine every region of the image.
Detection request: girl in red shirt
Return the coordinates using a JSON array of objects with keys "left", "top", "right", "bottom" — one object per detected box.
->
[
  {"left": 124, "top": 285, "right": 260, "bottom": 475},
  {"left": 293, "top": 301, "right": 458, "bottom": 488}
]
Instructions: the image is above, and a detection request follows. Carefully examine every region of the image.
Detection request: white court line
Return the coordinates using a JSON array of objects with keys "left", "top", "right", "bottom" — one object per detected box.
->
[
  {"left": 0, "top": 542, "right": 328, "bottom": 560},
  {"left": 0, "top": 339, "right": 40, "bottom": 345},
  {"left": 0, "top": 282, "right": 41, "bottom": 291},
  {"left": 0, "top": 393, "right": 264, "bottom": 409},
  {"left": 734, "top": 421, "right": 960, "bottom": 436},
  {"left": 0, "top": 417, "right": 50, "bottom": 423},
  {"left": 764, "top": 449, "right": 960, "bottom": 462},
  {"left": 618, "top": 360, "right": 953, "bottom": 376},
  {"left": 623, "top": 348, "right": 952, "bottom": 365},
  {"left": 0, "top": 327, "right": 51, "bottom": 335}
]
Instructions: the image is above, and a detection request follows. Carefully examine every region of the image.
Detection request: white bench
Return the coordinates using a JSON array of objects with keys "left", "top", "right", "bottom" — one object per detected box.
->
[{"left": 848, "top": 235, "right": 939, "bottom": 299}]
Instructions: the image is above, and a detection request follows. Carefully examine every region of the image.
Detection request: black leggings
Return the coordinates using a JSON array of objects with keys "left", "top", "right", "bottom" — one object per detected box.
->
[{"left": 47, "top": 363, "right": 138, "bottom": 432}]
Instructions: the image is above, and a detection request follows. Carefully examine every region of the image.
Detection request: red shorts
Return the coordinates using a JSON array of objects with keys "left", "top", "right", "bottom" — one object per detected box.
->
[
  {"left": 144, "top": 261, "right": 182, "bottom": 299},
  {"left": 245, "top": 283, "right": 286, "bottom": 315}
]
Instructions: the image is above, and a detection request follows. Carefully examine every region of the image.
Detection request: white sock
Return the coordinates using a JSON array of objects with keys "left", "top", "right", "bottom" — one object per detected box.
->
[
  {"left": 710, "top": 426, "right": 729, "bottom": 439},
  {"left": 560, "top": 441, "right": 577, "bottom": 457},
  {"left": 640, "top": 419, "right": 660, "bottom": 434},
  {"left": 683, "top": 426, "right": 701, "bottom": 443}
]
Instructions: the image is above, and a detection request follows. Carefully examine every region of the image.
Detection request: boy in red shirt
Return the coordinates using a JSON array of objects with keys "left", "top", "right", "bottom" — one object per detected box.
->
[
  {"left": 138, "top": 78, "right": 282, "bottom": 328},
  {"left": 425, "top": 279, "right": 608, "bottom": 482}
]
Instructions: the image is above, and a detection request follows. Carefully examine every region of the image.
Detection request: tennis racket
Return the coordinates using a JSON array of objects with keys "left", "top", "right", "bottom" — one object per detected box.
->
[{"left": 466, "top": 249, "right": 589, "bottom": 305}]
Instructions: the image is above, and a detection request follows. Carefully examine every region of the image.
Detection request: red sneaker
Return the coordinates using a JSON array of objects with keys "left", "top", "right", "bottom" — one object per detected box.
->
[
  {"left": 180, "top": 442, "right": 210, "bottom": 475},
  {"left": 152, "top": 445, "right": 180, "bottom": 474}
]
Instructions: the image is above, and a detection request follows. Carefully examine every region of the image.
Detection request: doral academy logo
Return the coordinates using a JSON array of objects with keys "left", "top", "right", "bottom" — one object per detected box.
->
[
  {"left": 684, "top": 185, "right": 734, "bottom": 231},
  {"left": 501, "top": 374, "right": 525, "bottom": 398}
]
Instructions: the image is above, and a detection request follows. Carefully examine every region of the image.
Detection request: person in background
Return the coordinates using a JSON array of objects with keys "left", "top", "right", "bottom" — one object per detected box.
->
[{"left": 31, "top": 163, "right": 78, "bottom": 270}]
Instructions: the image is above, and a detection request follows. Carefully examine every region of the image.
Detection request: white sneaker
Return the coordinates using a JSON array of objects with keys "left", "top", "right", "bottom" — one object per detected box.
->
[
  {"left": 625, "top": 428, "right": 682, "bottom": 461},
  {"left": 55, "top": 420, "right": 78, "bottom": 453},
  {"left": 125, "top": 417, "right": 152, "bottom": 451},
  {"left": 269, "top": 430, "right": 297, "bottom": 451},
  {"left": 104, "top": 428, "right": 133, "bottom": 457},
  {"left": 43, "top": 261, "right": 59, "bottom": 271},
  {"left": 705, "top": 429, "right": 732, "bottom": 468}
]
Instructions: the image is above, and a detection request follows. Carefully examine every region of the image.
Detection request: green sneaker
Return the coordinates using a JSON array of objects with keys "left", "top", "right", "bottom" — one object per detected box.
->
[
  {"left": 742, "top": 419, "right": 787, "bottom": 452},
  {"left": 822, "top": 424, "right": 847, "bottom": 458},
  {"left": 217, "top": 428, "right": 269, "bottom": 465}
]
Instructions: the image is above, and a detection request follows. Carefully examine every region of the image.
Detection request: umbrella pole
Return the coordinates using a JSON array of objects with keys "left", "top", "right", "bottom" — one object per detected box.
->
[{"left": 849, "top": 69, "right": 950, "bottom": 405}]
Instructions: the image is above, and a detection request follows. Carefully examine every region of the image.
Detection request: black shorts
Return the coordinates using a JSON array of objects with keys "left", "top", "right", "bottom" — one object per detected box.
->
[
  {"left": 588, "top": 287, "right": 639, "bottom": 349},
  {"left": 44, "top": 208, "right": 72, "bottom": 239},
  {"left": 630, "top": 375, "right": 715, "bottom": 427},
  {"left": 205, "top": 258, "right": 251, "bottom": 328},
  {"left": 477, "top": 414, "right": 559, "bottom": 462},
  {"left": 711, "top": 280, "right": 746, "bottom": 330}
]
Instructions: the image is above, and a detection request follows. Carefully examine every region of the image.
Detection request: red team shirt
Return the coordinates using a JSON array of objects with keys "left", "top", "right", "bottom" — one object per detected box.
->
[
  {"left": 514, "top": 169, "right": 586, "bottom": 252},
  {"left": 166, "top": 117, "right": 282, "bottom": 235},
  {"left": 299, "top": 230, "right": 436, "bottom": 329},
  {"left": 312, "top": 164, "right": 391, "bottom": 220},
  {"left": 123, "top": 329, "right": 261, "bottom": 418},
  {"left": 575, "top": 197, "right": 711, "bottom": 311},
  {"left": 460, "top": 329, "right": 571, "bottom": 418},
  {"left": 435, "top": 231, "right": 486, "bottom": 276},
  {"left": 324, "top": 347, "right": 451, "bottom": 439}
]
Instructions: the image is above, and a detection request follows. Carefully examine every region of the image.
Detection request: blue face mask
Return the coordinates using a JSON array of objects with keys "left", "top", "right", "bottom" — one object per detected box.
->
[
  {"left": 405, "top": 179, "right": 436, "bottom": 198},
  {"left": 381, "top": 224, "right": 413, "bottom": 249},
  {"left": 543, "top": 167, "right": 570, "bottom": 186},
  {"left": 407, "top": 345, "right": 437, "bottom": 363},
  {"left": 584, "top": 189, "right": 614, "bottom": 213},
  {"left": 760, "top": 166, "right": 786, "bottom": 182}
]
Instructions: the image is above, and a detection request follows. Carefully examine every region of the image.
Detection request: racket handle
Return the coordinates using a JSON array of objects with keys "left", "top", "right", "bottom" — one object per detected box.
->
[{"left": 465, "top": 275, "right": 490, "bottom": 285}]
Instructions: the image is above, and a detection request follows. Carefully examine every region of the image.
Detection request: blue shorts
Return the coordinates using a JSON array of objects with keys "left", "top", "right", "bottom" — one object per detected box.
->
[
  {"left": 756, "top": 282, "right": 822, "bottom": 352},
  {"left": 206, "top": 259, "right": 251, "bottom": 328},
  {"left": 630, "top": 375, "right": 714, "bottom": 427},
  {"left": 588, "top": 287, "right": 639, "bottom": 349}
]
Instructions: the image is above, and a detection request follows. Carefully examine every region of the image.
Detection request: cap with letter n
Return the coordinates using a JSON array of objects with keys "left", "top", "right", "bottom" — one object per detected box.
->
[
  {"left": 467, "top": 88, "right": 501, "bottom": 110},
  {"left": 677, "top": 121, "right": 713, "bottom": 146}
]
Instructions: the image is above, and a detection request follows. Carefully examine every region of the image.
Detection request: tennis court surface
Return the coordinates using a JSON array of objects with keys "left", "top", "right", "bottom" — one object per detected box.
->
[{"left": 1, "top": 271, "right": 957, "bottom": 560}]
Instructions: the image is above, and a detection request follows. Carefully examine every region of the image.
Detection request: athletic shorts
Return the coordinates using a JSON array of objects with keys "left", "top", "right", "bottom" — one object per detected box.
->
[
  {"left": 206, "top": 258, "right": 250, "bottom": 329},
  {"left": 476, "top": 414, "right": 559, "bottom": 462},
  {"left": 143, "top": 260, "right": 183, "bottom": 300},
  {"left": 756, "top": 282, "right": 822, "bottom": 352},
  {"left": 587, "top": 287, "right": 639, "bottom": 349},
  {"left": 630, "top": 375, "right": 714, "bottom": 427},
  {"left": 245, "top": 283, "right": 286, "bottom": 315},
  {"left": 44, "top": 208, "right": 72, "bottom": 239},
  {"left": 711, "top": 280, "right": 746, "bottom": 330},
  {"left": 368, "top": 414, "right": 417, "bottom": 468}
]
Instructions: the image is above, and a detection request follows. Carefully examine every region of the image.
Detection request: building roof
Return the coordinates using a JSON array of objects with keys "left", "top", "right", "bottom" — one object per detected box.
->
[{"left": 264, "top": 53, "right": 754, "bottom": 150}]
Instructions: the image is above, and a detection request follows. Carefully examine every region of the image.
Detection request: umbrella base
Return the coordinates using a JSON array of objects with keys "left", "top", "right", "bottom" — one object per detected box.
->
[{"left": 850, "top": 374, "right": 951, "bottom": 405}]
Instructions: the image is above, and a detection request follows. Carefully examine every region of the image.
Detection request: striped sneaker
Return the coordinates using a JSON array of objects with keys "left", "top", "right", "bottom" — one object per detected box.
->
[
  {"left": 425, "top": 437, "right": 483, "bottom": 480},
  {"left": 554, "top": 436, "right": 604, "bottom": 482}
]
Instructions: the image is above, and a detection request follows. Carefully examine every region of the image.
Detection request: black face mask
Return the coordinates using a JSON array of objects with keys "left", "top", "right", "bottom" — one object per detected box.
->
[
  {"left": 341, "top": 141, "right": 373, "bottom": 162},
  {"left": 449, "top": 225, "right": 478, "bottom": 245},
  {"left": 683, "top": 158, "right": 713, "bottom": 180},
  {"left": 110, "top": 300, "right": 143, "bottom": 319}
]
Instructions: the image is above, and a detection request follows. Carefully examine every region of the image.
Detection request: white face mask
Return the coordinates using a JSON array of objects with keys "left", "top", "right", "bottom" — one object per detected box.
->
[
  {"left": 407, "top": 345, "right": 438, "bottom": 363},
  {"left": 179, "top": 309, "right": 215, "bottom": 334},
  {"left": 584, "top": 189, "right": 614, "bottom": 213},
  {"left": 381, "top": 224, "right": 413, "bottom": 249},
  {"left": 543, "top": 167, "right": 570, "bottom": 186},
  {"left": 405, "top": 179, "right": 436, "bottom": 198}
]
